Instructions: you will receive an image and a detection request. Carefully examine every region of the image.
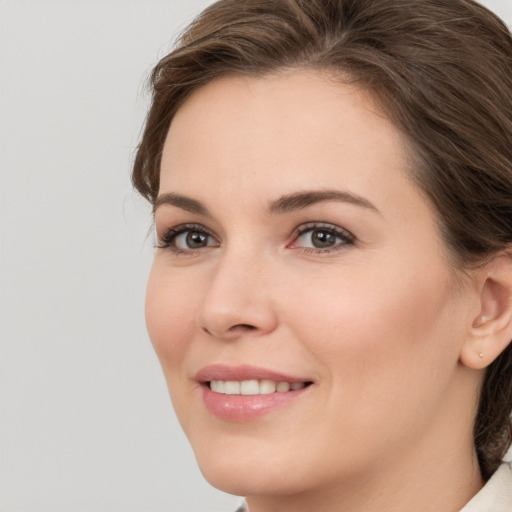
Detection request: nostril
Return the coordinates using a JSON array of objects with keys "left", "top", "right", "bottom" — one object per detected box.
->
[
  {"left": 201, "top": 324, "right": 256, "bottom": 337},
  {"left": 230, "top": 324, "right": 257, "bottom": 331}
]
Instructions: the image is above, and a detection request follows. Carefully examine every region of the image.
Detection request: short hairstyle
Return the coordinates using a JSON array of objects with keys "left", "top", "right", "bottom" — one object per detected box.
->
[{"left": 132, "top": 0, "right": 512, "bottom": 480}]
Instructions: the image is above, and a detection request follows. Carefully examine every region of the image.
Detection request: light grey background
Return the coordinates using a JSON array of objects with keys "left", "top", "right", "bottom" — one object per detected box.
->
[{"left": 1, "top": 1, "right": 511, "bottom": 511}]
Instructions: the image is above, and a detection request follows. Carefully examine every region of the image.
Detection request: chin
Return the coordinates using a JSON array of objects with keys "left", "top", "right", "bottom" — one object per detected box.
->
[
  {"left": 200, "top": 463, "right": 302, "bottom": 497},
  {"left": 193, "top": 439, "right": 309, "bottom": 497}
]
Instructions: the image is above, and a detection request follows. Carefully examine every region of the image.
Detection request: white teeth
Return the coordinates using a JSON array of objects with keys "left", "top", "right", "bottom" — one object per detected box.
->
[
  {"left": 240, "top": 380, "right": 259, "bottom": 395},
  {"left": 209, "top": 379, "right": 307, "bottom": 395},
  {"left": 276, "top": 382, "right": 290, "bottom": 392},
  {"left": 259, "top": 379, "right": 277, "bottom": 394},
  {"left": 224, "top": 381, "right": 241, "bottom": 394},
  {"left": 210, "top": 380, "right": 225, "bottom": 393}
]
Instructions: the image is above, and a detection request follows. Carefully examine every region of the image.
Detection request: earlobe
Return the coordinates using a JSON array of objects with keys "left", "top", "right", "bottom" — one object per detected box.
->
[{"left": 460, "top": 251, "right": 512, "bottom": 370}]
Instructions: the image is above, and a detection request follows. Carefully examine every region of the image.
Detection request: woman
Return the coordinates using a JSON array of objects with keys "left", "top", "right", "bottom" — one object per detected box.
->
[{"left": 132, "top": 0, "right": 512, "bottom": 510}]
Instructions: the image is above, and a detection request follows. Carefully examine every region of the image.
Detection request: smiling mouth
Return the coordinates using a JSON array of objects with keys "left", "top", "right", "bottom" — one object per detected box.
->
[
  {"left": 207, "top": 380, "right": 313, "bottom": 395},
  {"left": 198, "top": 367, "right": 314, "bottom": 420}
]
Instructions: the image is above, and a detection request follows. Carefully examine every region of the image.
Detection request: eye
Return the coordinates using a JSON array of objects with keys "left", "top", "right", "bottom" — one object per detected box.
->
[
  {"left": 290, "top": 223, "right": 354, "bottom": 252},
  {"left": 157, "top": 224, "right": 219, "bottom": 253}
]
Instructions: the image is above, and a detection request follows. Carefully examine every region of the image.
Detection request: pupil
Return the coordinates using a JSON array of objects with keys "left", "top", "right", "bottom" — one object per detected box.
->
[
  {"left": 312, "top": 230, "right": 335, "bottom": 248},
  {"left": 187, "top": 231, "right": 207, "bottom": 248}
]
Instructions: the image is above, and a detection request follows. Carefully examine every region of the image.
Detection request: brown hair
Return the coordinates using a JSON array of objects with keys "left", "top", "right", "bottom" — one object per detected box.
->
[{"left": 132, "top": 0, "right": 512, "bottom": 480}]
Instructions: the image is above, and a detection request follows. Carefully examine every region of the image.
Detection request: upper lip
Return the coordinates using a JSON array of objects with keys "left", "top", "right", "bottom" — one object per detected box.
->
[{"left": 195, "top": 364, "right": 311, "bottom": 384}]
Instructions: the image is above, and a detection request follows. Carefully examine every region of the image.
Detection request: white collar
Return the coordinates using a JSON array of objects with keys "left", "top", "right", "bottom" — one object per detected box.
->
[{"left": 460, "top": 462, "right": 512, "bottom": 511}]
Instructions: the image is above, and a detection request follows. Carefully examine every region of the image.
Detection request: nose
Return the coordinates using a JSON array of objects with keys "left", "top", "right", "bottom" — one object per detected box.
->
[{"left": 195, "top": 252, "right": 279, "bottom": 341}]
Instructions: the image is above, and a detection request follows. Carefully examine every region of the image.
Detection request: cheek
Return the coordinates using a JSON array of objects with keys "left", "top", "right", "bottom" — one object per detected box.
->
[
  {"left": 285, "top": 255, "right": 461, "bottom": 394},
  {"left": 145, "top": 262, "right": 197, "bottom": 372},
  {"left": 276, "top": 260, "right": 465, "bottom": 465}
]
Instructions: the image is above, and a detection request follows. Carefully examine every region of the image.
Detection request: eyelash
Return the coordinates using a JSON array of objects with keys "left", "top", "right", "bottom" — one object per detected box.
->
[
  {"left": 291, "top": 222, "right": 355, "bottom": 253},
  {"left": 156, "top": 223, "right": 218, "bottom": 255},
  {"left": 156, "top": 222, "right": 355, "bottom": 255}
]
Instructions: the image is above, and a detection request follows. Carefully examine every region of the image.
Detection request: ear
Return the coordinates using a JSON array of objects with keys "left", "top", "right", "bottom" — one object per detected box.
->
[{"left": 460, "top": 251, "right": 512, "bottom": 370}]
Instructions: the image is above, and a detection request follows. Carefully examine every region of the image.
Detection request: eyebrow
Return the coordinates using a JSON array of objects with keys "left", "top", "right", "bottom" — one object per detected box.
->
[
  {"left": 153, "top": 189, "right": 379, "bottom": 216},
  {"left": 268, "top": 190, "right": 379, "bottom": 215},
  {"left": 153, "top": 192, "right": 211, "bottom": 216}
]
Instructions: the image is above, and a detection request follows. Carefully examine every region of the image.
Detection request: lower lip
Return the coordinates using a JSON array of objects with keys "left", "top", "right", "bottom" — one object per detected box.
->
[{"left": 201, "top": 385, "right": 310, "bottom": 421}]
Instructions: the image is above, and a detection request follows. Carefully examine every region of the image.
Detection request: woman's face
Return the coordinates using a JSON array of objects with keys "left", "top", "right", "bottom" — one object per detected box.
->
[{"left": 146, "top": 71, "right": 479, "bottom": 498}]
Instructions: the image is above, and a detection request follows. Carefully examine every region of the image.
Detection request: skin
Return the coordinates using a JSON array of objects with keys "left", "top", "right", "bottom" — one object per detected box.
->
[{"left": 146, "top": 70, "right": 489, "bottom": 511}]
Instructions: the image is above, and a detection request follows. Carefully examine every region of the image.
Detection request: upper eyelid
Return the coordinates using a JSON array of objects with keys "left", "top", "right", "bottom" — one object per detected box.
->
[
  {"left": 293, "top": 222, "right": 355, "bottom": 239},
  {"left": 158, "top": 222, "right": 215, "bottom": 238},
  {"left": 295, "top": 222, "right": 348, "bottom": 232}
]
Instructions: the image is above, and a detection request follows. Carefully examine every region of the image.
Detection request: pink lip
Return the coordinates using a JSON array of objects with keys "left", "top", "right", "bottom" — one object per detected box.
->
[
  {"left": 195, "top": 364, "right": 309, "bottom": 384},
  {"left": 195, "top": 364, "right": 313, "bottom": 422}
]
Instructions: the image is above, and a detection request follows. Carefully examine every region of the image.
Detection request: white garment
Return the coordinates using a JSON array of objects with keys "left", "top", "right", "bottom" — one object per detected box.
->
[
  {"left": 460, "top": 462, "right": 512, "bottom": 512},
  {"left": 234, "top": 501, "right": 248, "bottom": 512},
  {"left": 234, "top": 462, "right": 512, "bottom": 511}
]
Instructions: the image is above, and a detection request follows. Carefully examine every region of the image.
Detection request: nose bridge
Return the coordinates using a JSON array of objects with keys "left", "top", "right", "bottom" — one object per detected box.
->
[{"left": 196, "top": 243, "right": 278, "bottom": 339}]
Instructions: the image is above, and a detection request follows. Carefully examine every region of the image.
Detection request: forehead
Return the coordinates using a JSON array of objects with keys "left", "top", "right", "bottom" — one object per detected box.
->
[{"left": 160, "top": 70, "right": 409, "bottom": 197}]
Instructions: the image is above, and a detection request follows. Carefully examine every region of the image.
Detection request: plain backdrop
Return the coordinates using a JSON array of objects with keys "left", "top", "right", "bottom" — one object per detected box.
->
[{"left": 1, "top": 1, "right": 512, "bottom": 511}]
